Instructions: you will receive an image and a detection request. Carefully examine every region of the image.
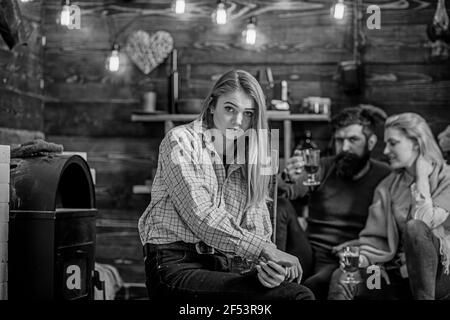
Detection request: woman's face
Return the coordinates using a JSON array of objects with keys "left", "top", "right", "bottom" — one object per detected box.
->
[
  {"left": 383, "top": 127, "right": 419, "bottom": 170},
  {"left": 212, "top": 90, "right": 255, "bottom": 140}
]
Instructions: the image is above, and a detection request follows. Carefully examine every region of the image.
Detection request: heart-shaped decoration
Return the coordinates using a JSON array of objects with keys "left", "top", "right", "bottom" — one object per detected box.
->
[{"left": 125, "top": 30, "right": 174, "bottom": 74}]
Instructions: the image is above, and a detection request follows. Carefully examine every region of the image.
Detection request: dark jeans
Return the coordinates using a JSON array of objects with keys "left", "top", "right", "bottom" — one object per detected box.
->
[
  {"left": 144, "top": 244, "right": 315, "bottom": 300},
  {"left": 276, "top": 197, "right": 339, "bottom": 300},
  {"left": 404, "top": 219, "right": 450, "bottom": 300},
  {"left": 328, "top": 219, "right": 450, "bottom": 300}
]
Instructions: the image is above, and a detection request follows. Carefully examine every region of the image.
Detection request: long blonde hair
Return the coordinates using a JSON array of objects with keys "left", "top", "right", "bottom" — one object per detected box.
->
[
  {"left": 198, "top": 69, "right": 272, "bottom": 209},
  {"left": 385, "top": 113, "right": 444, "bottom": 167}
]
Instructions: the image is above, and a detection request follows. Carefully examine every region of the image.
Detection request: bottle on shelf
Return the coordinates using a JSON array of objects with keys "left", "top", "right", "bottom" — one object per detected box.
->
[
  {"left": 294, "top": 130, "right": 318, "bottom": 152},
  {"left": 168, "top": 49, "right": 179, "bottom": 114},
  {"left": 281, "top": 80, "right": 288, "bottom": 102},
  {"left": 270, "top": 79, "right": 290, "bottom": 111}
]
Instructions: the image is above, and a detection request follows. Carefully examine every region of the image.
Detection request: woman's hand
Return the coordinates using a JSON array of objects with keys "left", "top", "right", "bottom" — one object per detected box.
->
[
  {"left": 284, "top": 150, "right": 305, "bottom": 183},
  {"left": 358, "top": 255, "right": 370, "bottom": 268},
  {"left": 415, "top": 155, "right": 432, "bottom": 198},
  {"left": 256, "top": 261, "right": 286, "bottom": 288},
  {"left": 415, "top": 155, "right": 433, "bottom": 179},
  {"left": 260, "top": 245, "right": 303, "bottom": 283}
]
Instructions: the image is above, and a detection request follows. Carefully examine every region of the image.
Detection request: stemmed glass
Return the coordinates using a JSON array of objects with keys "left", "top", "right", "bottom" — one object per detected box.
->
[
  {"left": 340, "top": 246, "right": 362, "bottom": 285},
  {"left": 301, "top": 149, "right": 320, "bottom": 186}
]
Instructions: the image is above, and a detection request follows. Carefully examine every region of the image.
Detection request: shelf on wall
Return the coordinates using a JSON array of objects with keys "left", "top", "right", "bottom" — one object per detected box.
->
[
  {"left": 130, "top": 110, "right": 331, "bottom": 195},
  {"left": 132, "top": 185, "right": 151, "bottom": 194},
  {"left": 130, "top": 111, "right": 330, "bottom": 123}
]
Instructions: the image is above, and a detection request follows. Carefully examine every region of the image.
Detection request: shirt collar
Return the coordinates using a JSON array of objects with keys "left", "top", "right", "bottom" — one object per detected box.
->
[{"left": 192, "top": 119, "right": 247, "bottom": 177}]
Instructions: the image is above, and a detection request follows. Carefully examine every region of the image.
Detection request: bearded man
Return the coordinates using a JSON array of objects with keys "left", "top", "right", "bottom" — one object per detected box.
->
[{"left": 276, "top": 107, "right": 391, "bottom": 299}]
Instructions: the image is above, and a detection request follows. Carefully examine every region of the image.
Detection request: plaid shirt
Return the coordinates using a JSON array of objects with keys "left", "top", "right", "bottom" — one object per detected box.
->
[{"left": 138, "top": 120, "right": 275, "bottom": 260}]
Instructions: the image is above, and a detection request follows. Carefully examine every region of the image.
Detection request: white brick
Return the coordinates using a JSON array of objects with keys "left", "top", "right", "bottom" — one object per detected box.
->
[
  {"left": 0, "top": 263, "right": 7, "bottom": 283},
  {"left": 0, "top": 242, "right": 7, "bottom": 263},
  {"left": 0, "top": 146, "right": 10, "bottom": 164},
  {"left": 0, "top": 282, "right": 7, "bottom": 300},
  {"left": 0, "top": 184, "right": 8, "bottom": 203},
  {"left": 0, "top": 164, "right": 9, "bottom": 183},
  {"left": 0, "top": 203, "right": 8, "bottom": 223},
  {"left": 0, "top": 223, "right": 7, "bottom": 243}
]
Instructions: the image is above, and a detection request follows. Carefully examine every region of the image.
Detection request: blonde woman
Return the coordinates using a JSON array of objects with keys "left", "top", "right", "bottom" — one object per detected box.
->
[
  {"left": 330, "top": 113, "right": 450, "bottom": 300},
  {"left": 138, "top": 70, "right": 313, "bottom": 300}
]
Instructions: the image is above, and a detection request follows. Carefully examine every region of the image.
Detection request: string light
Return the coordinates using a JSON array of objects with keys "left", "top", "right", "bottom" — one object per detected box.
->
[
  {"left": 213, "top": 1, "right": 227, "bottom": 25},
  {"left": 332, "top": 0, "right": 346, "bottom": 20},
  {"left": 173, "top": 0, "right": 186, "bottom": 14},
  {"left": 106, "top": 44, "right": 120, "bottom": 72},
  {"left": 60, "top": 0, "right": 71, "bottom": 26},
  {"left": 243, "top": 17, "right": 257, "bottom": 45}
]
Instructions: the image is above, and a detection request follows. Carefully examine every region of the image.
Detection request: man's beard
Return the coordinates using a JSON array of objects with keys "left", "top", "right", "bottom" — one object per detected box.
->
[{"left": 335, "top": 148, "right": 371, "bottom": 179}]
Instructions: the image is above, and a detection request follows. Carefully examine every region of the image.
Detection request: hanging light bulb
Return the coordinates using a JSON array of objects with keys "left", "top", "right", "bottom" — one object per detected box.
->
[
  {"left": 332, "top": 0, "right": 346, "bottom": 20},
  {"left": 60, "top": 0, "right": 71, "bottom": 26},
  {"left": 243, "top": 17, "right": 257, "bottom": 45},
  {"left": 173, "top": 0, "right": 185, "bottom": 14},
  {"left": 107, "top": 44, "right": 120, "bottom": 72},
  {"left": 214, "top": 1, "right": 227, "bottom": 25}
]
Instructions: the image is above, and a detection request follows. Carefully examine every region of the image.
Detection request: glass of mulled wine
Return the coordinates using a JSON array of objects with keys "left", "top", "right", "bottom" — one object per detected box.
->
[
  {"left": 301, "top": 149, "right": 320, "bottom": 186},
  {"left": 340, "top": 246, "right": 361, "bottom": 285}
]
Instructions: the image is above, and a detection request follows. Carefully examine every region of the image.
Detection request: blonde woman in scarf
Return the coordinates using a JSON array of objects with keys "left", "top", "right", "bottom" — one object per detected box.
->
[{"left": 329, "top": 113, "right": 450, "bottom": 300}]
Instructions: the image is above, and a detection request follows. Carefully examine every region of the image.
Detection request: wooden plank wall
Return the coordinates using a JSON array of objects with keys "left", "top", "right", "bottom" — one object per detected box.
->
[
  {"left": 0, "top": 0, "right": 44, "bottom": 300},
  {"left": 0, "top": 0, "right": 45, "bottom": 141},
  {"left": 40, "top": 0, "right": 450, "bottom": 290}
]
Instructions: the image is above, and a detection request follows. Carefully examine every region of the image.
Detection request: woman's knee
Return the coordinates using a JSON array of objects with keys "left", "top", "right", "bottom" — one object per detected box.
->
[
  {"left": 265, "top": 281, "right": 315, "bottom": 300},
  {"left": 327, "top": 268, "right": 347, "bottom": 299},
  {"left": 292, "top": 284, "right": 315, "bottom": 300},
  {"left": 405, "top": 219, "right": 430, "bottom": 240}
]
